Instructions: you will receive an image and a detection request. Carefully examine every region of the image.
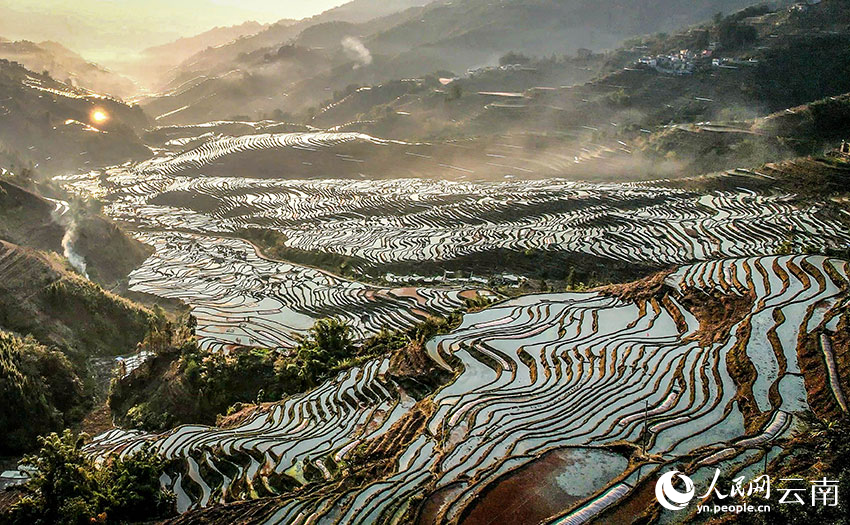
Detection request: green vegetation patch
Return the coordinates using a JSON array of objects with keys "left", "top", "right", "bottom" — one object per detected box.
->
[
  {"left": 109, "top": 313, "right": 465, "bottom": 432},
  {"left": 0, "top": 332, "right": 87, "bottom": 455},
  {"left": 5, "top": 430, "right": 175, "bottom": 525}
]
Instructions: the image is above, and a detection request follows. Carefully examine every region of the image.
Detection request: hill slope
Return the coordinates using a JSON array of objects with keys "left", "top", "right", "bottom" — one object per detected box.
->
[
  {"left": 0, "top": 39, "right": 137, "bottom": 98},
  {"left": 0, "top": 179, "right": 153, "bottom": 288},
  {"left": 0, "top": 331, "right": 86, "bottom": 454},
  {"left": 0, "top": 59, "right": 151, "bottom": 175},
  {"left": 142, "top": 0, "right": 765, "bottom": 125},
  {"left": 0, "top": 239, "right": 151, "bottom": 359},
  {"left": 122, "top": 21, "right": 271, "bottom": 91}
]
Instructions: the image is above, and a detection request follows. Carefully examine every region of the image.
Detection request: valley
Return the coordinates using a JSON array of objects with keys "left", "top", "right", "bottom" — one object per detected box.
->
[{"left": 1, "top": 1, "right": 850, "bottom": 524}]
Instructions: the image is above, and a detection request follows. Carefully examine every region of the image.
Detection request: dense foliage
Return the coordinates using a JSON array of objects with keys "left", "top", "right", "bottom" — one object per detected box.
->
[
  {"left": 109, "top": 314, "right": 463, "bottom": 431},
  {"left": 6, "top": 430, "right": 175, "bottom": 525},
  {"left": 0, "top": 332, "right": 86, "bottom": 454},
  {"left": 809, "top": 96, "right": 850, "bottom": 137}
]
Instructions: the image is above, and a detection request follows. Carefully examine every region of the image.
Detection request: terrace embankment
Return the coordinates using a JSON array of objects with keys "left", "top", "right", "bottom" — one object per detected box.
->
[
  {"left": 245, "top": 226, "right": 660, "bottom": 291},
  {"left": 344, "top": 399, "right": 436, "bottom": 489},
  {"left": 156, "top": 333, "right": 459, "bottom": 525},
  {"left": 595, "top": 269, "right": 675, "bottom": 303},
  {"left": 85, "top": 256, "right": 849, "bottom": 523},
  {"left": 680, "top": 288, "right": 756, "bottom": 348},
  {"left": 660, "top": 152, "right": 850, "bottom": 208},
  {"left": 387, "top": 337, "right": 456, "bottom": 400},
  {"left": 601, "top": 269, "right": 763, "bottom": 431},
  {"left": 110, "top": 315, "right": 461, "bottom": 432},
  {"left": 598, "top": 267, "right": 757, "bottom": 347},
  {"left": 797, "top": 309, "right": 850, "bottom": 420}
]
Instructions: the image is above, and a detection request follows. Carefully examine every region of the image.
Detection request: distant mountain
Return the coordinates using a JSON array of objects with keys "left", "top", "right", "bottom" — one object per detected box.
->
[
  {"left": 365, "top": 0, "right": 762, "bottom": 73},
  {"left": 142, "top": 21, "right": 270, "bottom": 66},
  {"left": 120, "top": 21, "right": 272, "bottom": 91},
  {"left": 143, "top": 0, "right": 766, "bottom": 125},
  {"left": 155, "top": 0, "right": 849, "bottom": 183},
  {"left": 0, "top": 39, "right": 137, "bottom": 98},
  {"left": 161, "top": 0, "right": 431, "bottom": 88}
]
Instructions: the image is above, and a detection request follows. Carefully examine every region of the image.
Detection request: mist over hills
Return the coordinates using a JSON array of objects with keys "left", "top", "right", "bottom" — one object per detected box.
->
[
  {"left": 3, "top": 1, "right": 850, "bottom": 524},
  {"left": 140, "top": 0, "right": 770, "bottom": 125},
  {"left": 117, "top": 21, "right": 272, "bottom": 92},
  {"left": 0, "top": 39, "right": 137, "bottom": 98},
  {"left": 155, "top": 0, "right": 431, "bottom": 87},
  {"left": 0, "top": 0, "right": 342, "bottom": 63},
  {"left": 0, "top": 59, "right": 150, "bottom": 174}
]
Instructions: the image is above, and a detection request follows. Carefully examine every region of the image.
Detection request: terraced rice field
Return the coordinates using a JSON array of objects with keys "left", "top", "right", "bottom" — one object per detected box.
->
[
  {"left": 129, "top": 232, "right": 482, "bottom": 350},
  {"left": 85, "top": 255, "right": 850, "bottom": 523},
  {"left": 62, "top": 166, "right": 850, "bottom": 271},
  {"left": 55, "top": 131, "right": 850, "bottom": 353}
]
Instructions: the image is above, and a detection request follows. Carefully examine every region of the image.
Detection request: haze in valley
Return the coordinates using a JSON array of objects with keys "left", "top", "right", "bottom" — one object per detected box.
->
[{"left": 0, "top": 0, "right": 346, "bottom": 63}]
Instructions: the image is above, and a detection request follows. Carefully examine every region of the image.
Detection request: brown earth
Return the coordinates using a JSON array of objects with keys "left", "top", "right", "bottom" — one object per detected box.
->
[
  {"left": 797, "top": 311, "right": 850, "bottom": 420},
  {"left": 596, "top": 269, "right": 674, "bottom": 304},
  {"left": 80, "top": 403, "right": 116, "bottom": 438},
  {"left": 458, "top": 448, "right": 628, "bottom": 525},
  {"left": 679, "top": 288, "right": 756, "bottom": 348}
]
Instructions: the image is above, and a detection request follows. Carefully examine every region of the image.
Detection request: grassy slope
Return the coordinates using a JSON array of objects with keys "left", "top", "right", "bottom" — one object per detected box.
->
[{"left": 0, "top": 240, "right": 151, "bottom": 360}]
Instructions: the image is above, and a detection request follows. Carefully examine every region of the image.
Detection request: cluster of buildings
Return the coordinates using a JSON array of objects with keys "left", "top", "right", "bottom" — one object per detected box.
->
[
  {"left": 637, "top": 49, "right": 712, "bottom": 75},
  {"left": 636, "top": 47, "right": 758, "bottom": 75},
  {"left": 791, "top": 0, "right": 822, "bottom": 13},
  {"left": 466, "top": 63, "right": 538, "bottom": 77}
]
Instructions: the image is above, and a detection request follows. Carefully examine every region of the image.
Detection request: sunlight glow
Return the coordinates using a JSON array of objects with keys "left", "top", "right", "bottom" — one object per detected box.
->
[{"left": 91, "top": 109, "right": 109, "bottom": 124}]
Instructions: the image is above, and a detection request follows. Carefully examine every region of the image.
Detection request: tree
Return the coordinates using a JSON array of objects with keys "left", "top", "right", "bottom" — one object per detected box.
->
[
  {"left": 0, "top": 333, "right": 85, "bottom": 455},
  {"left": 446, "top": 83, "right": 463, "bottom": 101},
  {"left": 8, "top": 430, "right": 175, "bottom": 525},
  {"left": 499, "top": 52, "right": 532, "bottom": 66},
  {"left": 308, "top": 318, "right": 354, "bottom": 359},
  {"left": 718, "top": 21, "right": 758, "bottom": 49}
]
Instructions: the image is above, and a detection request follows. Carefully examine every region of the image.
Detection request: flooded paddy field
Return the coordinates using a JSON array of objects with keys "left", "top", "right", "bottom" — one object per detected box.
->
[
  {"left": 84, "top": 255, "right": 850, "bottom": 523},
  {"left": 61, "top": 132, "right": 850, "bottom": 274},
  {"left": 56, "top": 129, "right": 850, "bottom": 523},
  {"left": 130, "top": 232, "right": 482, "bottom": 350}
]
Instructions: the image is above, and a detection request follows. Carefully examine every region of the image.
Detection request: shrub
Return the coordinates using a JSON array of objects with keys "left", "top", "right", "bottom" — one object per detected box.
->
[
  {"left": 0, "top": 332, "right": 85, "bottom": 454},
  {"left": 499, "top": 52, "right": 532, "bottom": 66},
  {"left": 7, "top": 430, "right": 175, "bottom": 525}
]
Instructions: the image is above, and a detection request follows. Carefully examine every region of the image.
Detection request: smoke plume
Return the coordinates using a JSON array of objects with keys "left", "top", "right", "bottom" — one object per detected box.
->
[
  {"left": 51, "top": 202, "right": 89, "bottom": 279},
  {"left": 61, "top": 223, "right": 89, "bottom": 279},
  {"left": 342, "top": 37, "right": 372, "bottom": 68}
]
